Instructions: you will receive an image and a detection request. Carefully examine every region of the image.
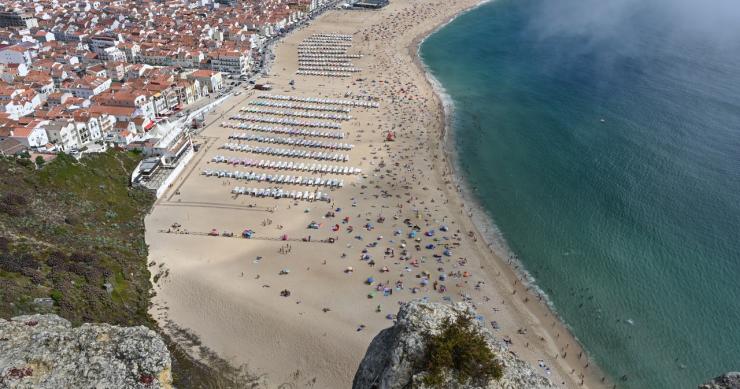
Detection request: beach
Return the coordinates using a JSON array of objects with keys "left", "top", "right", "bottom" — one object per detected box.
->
[{"left": 145, "top": 0, "right": 609, "bottom": 387}]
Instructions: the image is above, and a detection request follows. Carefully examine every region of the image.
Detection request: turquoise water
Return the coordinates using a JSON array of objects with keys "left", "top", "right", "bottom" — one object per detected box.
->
[{"left": 421, "top": 0, "right": 740, "bottom": 388}]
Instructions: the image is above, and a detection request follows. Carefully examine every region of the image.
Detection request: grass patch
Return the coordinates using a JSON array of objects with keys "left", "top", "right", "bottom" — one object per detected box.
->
[
  {"left": 111, "top": 270, "right": 129, "bottom": 304},
  {"left": 50, "top": 290, "right": 63, "bottom": 303}
]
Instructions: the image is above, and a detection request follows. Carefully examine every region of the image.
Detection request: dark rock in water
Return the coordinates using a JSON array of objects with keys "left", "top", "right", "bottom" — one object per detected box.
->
[
  {"left": 699, "top": 372, "right": 740, "bottom": 389},
  {"left": 352, "top": 300, "right": 554, "bottom": 389},
  {"left": 0, "top": 314, "right": 171, "bottom": 388}
]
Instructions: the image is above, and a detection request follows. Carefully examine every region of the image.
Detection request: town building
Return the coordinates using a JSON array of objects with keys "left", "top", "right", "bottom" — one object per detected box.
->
[
  {"left": 187, "top": 69, "right": 224, "bottom": 94},
  {"left": 0, "top": 11, "right": 38, "bottom": 29},
  {"left": 210, "top": 49, "right": 251, "bottom": 75}
]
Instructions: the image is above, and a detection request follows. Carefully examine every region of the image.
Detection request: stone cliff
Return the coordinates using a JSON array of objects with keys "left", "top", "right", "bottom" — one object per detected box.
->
[
  {"left": 0, "top": 314, "right": 171, "bottom": 389},
  {"left": 352, "top": 300, "right": 554, "bottom": 389}
]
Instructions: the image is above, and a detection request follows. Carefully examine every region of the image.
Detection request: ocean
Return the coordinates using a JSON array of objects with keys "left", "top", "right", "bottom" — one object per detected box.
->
[{"left": 420, "top": 0, "right": 740, "bottom": 387}]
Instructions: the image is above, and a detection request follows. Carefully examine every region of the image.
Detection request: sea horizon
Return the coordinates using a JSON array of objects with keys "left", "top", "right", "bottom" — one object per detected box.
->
[{"left": 420, "top": 0, "right": 740, "bottom": 387}]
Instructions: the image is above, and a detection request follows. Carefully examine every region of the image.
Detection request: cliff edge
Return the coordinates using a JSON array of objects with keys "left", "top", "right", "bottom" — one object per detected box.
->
[
  {"left": 352, "top": 300, "right": 554, "bottom": 389},
  {"left": 0, "top": 314, "right": 171, "bottom": 389}
]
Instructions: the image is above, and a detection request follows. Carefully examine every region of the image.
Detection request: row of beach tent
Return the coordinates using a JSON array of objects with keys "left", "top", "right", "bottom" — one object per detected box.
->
[
  {"left": 228, "top": 132, "right": 354, "bottom": 150},
  {"left": 304, "top": 38, "right": 351, "bottom": 43},
  {"left": 302, "top": 36, "right": 352, "bottom": 42},
  {"left": 298, "top": 43, "right": 352, "bottom": 48},
  {"left": 230, "top": 114, "right": 342, "bottom": 129},
  {"left": 306, "top": 36, "right": 351, "bottom": 39},
  {"left": 300, "top": 40, "right": 351, "bottom": 45},
  {"left": 298, "top": 66, "right": 361, "bottom": 73},
  {"left": 299, "top": 49, "right": 351, "bottom": 55},
  {"left": 260, "top": 94, "right": 379, "bottom": 108},
  {"left": 308, "top": 33, "right": 352, "bottom": 37},
  {"left": 297, "top": 54, "right": 362, "bottom": 59},
  {"left": 239, "top": 107, "right": 352, "bottom": 121},
  {"left": 296, "top": 71, "right": 352, "bottom": 77},
  {"left": 299, "top": 59, "right": 354, "bottom": 65},
  {"left": 222, "top": 122, "right": 344, "bottom": 139},
  {"left": 220, "top": 143, "right": 350, "bottom": 161},
  {"left": 301, "top": 38, "right": 351, "bottom": 43},
  {"left": 298, "top": 47, "right": 352, "bottom": 53},
  {"left": 232, "top": 187, "right": 331, "bottom": 202},
  {"left": 249, "top": 100, "right": 351, "bottom": 113},
  {"left": 298, "top": 59, "right": 354, "bottom": 66},
  {"left": 211, "top": 156, "right": 361, "bottom": 175},
  {"left": 301, "top": 38, "right": 350, "bottom": 43},
  {"left": 205, "top": 169, "right": 345, "bottom": 188},
  {"left": 305, "top": 34, "right": 352, "bottom": 40}
]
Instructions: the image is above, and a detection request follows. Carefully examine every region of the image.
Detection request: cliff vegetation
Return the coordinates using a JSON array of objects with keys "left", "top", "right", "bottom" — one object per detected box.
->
[
  {"left": 0, "top": 151, "right": 260, "bottom": 388},
  {"left": 0, "top": 151, "right": 153, "bottom": 325}
]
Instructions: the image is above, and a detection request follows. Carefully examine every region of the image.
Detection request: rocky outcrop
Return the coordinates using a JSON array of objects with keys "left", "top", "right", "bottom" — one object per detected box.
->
[
  {"left": 700, "top": 372, "right": 740, "bottom": 389},
  {"left": 353, "top": 300, "right": 554, "bottom": 389},
  {"left": 0, "top": 314, "right": 172, "bottom": 389}
]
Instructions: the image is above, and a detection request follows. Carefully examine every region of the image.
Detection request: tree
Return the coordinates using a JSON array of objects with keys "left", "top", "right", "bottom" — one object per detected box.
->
[{"left": 35, "top": 156, "right": 45, "bottom": 167}]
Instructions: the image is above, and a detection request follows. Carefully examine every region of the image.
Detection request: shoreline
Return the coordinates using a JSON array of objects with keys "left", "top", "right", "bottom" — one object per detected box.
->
[
  {"left": 417, "top": 0, "right": 562, "bottom": 335},
  {"left": 146, "top": 1, "right": 610, "bottom": 387},
  {"left": 411, "top": 3, "right": 611, "bottom": 387}
]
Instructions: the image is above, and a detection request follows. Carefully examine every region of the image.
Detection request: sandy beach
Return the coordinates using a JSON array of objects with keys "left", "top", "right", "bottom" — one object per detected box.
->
[{"left": 146, "top": 0, "right": 609, "bottom": 387}]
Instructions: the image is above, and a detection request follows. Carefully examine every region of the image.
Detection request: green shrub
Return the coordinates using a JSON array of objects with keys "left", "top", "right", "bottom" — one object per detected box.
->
[
  {"left": 16, "top": 158, "right": 32, "bottom": 168},
  {"left": 421, "top": 314, "right": 503, "bottom": 387},
  {"left": 50, "top": 290, "right": 63, "bottom": 303}
]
